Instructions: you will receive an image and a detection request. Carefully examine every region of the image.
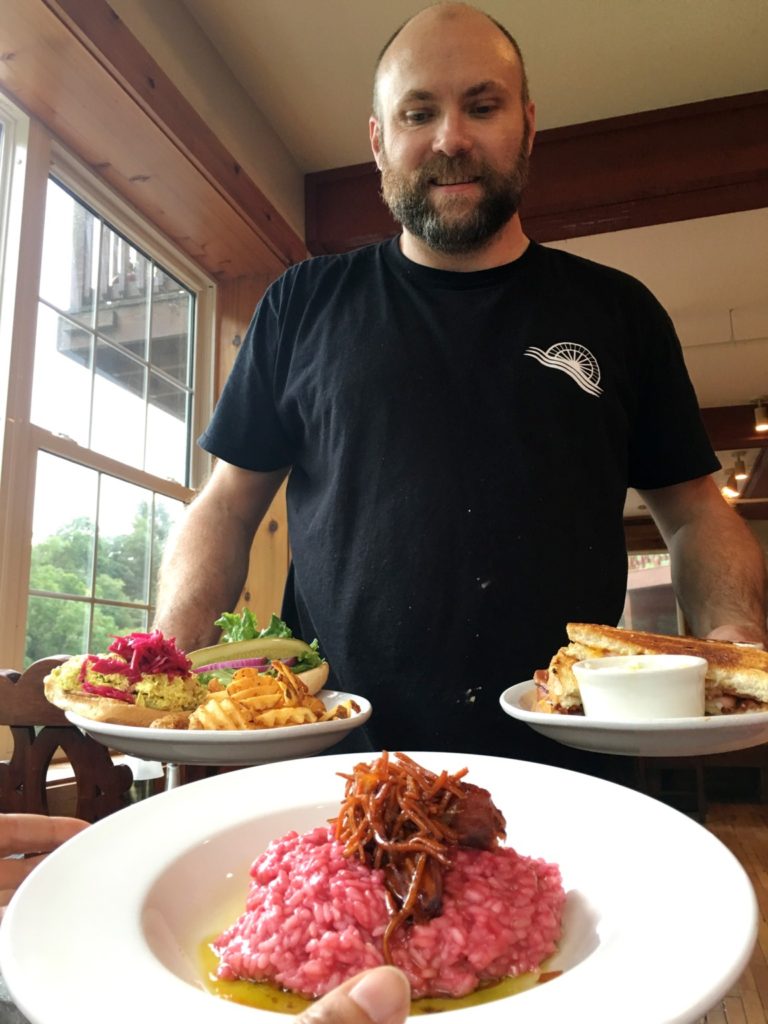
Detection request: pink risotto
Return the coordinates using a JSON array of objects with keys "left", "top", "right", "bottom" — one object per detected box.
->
[{"left": 214, "top": 825, "right": 565, "bottom": 999}]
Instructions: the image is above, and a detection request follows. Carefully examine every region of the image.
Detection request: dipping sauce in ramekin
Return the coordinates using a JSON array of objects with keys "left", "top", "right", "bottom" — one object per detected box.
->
[{"left": 572, "top": 654, "right": 707, "bottom": 721}]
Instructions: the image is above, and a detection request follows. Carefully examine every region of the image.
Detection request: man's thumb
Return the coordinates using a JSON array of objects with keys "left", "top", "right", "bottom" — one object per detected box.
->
[{"left": 296, "top": 966, "right": 411, "bottom": 1024}]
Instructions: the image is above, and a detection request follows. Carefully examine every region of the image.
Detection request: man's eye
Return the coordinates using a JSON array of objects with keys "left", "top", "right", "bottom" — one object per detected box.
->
[
  {"left": 403, "top": 110, "right": 431, "bottom": 124},
  {"left": 471, "top": 103, "right": 498, "bottom": 117}
]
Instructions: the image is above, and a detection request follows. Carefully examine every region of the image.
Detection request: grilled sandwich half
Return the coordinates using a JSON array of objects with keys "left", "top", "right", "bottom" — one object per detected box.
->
[{"left": 533, "top": 622, "right": 768, "bottom": 716}]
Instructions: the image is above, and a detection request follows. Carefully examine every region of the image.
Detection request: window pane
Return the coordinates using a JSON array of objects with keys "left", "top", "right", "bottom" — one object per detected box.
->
[
  {"left": 25, "top": 454, "right": 183, "bottom": 661},
  {"left": 145, "top": 373, "right": 188, "bottom": 482},
  {"left": 39, "top": 180, "right": 98, "bottom": 329},
  {"left": 91, "top": 605, "right": 147, "bottom": 654},
  {"left": 151, "top": 268, "right": 191, "bottom": 385},
  {"left": 25, "top": 596, "right": 90, "bottom": 664},
  {"left": 95, "top": 477, "right": 152, "bottom": 603},
  {"left": 91, "top": 339, "right": 146, "bottom": 467},
  {"left": 98, "top": 224, "right": 149, "bottom": 360},
  {"left": 35, "top": 177, "right": 196, "bottom": 477},
  {"left": 29, "top": 453, "right": 97, "bottom": 596},
  {"left": 30, "top": 304, "right": 92, "bottom": 445},
  {"left": 620, "top": 553, "right": 677, "bottom": 634}
]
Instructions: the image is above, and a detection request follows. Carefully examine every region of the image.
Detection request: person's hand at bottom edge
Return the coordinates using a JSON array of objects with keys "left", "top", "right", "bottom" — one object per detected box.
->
[
  {"left": 0, "top": 814, "right": 88, "bottom": 915},
  {"left": 294, "top": 965, "right": 411, "bottom": 1024}
]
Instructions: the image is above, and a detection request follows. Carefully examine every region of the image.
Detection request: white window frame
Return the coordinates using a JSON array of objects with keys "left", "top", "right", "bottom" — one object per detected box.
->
[{"left": 0, "top": 113, "right": 217, "bottom": 671}]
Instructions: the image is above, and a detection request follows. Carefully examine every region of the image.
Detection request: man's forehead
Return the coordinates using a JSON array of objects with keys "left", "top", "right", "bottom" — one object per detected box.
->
[
  {"left": 378, "top": 53, "right": 521, "bottom": 108},
  {"left": 376, "top": 9, "right": 521, "bottom": 103}
]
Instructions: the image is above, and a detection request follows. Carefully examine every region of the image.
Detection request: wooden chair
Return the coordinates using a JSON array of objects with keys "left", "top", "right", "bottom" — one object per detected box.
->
[{"left": 0, "top": 656, "right": 134, "bottom": 821}]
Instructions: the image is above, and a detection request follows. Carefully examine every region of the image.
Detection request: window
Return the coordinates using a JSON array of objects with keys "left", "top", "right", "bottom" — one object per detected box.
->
[
  {"left": 0, "top": 108, "right": 215, "bottom": 670},
  {"left": 620, "top": 552, "right": 680, "bottom": 635},
  {"left": 33, "top": 180, "right": 195, "bottom": 482}
]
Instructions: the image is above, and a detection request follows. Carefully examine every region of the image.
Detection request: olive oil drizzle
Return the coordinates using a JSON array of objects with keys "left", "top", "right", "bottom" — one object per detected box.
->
[{"left": 199, "top": 940, "right": 560, "bottom": 1015}]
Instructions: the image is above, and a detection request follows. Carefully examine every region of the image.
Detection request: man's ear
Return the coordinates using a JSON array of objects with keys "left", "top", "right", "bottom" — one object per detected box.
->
[{"left": 369, "top": 116, "right": 383, "bottom": 170}]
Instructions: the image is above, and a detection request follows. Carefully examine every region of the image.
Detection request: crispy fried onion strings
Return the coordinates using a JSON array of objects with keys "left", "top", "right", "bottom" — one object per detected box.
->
[{"left": 330, "top": 751, "right": 505, "bottom": 961}]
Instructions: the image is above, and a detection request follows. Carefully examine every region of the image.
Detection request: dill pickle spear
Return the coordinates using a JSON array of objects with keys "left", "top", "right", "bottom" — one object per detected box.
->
[{"left": 187, "top": 637, "right": 313, "bottom": 669}]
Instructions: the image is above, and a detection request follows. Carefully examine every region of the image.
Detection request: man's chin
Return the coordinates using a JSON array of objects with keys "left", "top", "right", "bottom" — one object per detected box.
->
[{"left": 412, "top": 223, "right": 499, "bottom": 256}]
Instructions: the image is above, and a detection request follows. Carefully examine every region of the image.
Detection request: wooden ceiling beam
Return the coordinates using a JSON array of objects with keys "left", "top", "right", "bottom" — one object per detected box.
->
[
  {"left": 0, "top": 0, "right": 306, "bottom": 281},
  {"left": 700, "top": 405, "right": 768, "bottom": 452}
]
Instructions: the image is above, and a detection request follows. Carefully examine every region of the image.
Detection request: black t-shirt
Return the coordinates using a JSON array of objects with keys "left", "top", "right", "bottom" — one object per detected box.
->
[{"left": 200, "top": 239, "right": 718, "bottom": 774}]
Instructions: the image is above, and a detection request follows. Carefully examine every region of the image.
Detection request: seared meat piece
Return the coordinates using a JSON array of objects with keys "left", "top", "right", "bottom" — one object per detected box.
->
[
  {"left": 441, "top": 782, "right": 507, "bottom": 849},
  {"left": 385, "top": 855, "right": 444, "bottom": 921}
]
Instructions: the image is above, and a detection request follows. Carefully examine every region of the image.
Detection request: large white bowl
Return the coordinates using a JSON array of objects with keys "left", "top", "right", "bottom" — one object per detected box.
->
[{"left": 0, "top": 751, "right": 757, "bottom": 1024}]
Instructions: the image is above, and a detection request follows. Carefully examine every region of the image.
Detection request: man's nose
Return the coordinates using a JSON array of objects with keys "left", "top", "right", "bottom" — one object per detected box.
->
[{"left": 432, "top": 113, "right": 472, "bottom": 156}]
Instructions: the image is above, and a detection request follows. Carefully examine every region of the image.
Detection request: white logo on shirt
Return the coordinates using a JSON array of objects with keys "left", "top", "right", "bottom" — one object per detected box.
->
[{"left": 524, "top": 342, "right": 603, "bottom": 396}]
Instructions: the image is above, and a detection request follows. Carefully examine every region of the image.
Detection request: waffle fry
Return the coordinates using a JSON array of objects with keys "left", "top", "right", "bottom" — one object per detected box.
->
[
  {"left": 190, "top": 694, "right": 253, "bottom": 730},
  {"left": 184, "top": 661, "right": 360, "bottom": 732},
  {"left": 256, "top": 706, "right": 317, "bottom": 728}
]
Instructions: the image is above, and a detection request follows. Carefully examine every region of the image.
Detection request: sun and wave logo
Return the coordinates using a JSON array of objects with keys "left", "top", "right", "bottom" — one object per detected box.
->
[{"left": 523, "top": 342, "right": 603, "bottom": 397}]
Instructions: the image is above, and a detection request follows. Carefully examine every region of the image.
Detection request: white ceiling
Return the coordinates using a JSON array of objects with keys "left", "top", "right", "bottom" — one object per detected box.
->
[{"left": 173, "top": 0, "right": 768, "bottom": 415}]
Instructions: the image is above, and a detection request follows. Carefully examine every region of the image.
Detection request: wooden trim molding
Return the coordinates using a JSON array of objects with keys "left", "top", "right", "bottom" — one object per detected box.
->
[
  {"left": 0, "top": 0, "right": 307, "bottom": 280},
  {"left": 305, "top": 91, "right": 768, "bottom": 254}
]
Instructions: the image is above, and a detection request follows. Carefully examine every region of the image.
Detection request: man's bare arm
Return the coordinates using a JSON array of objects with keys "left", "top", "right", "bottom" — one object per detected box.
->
[
  {"left": 640, "top": 474, "right": 767, "bottom": 644},
  {"left": 153, "top": 460, "right": 289, "bottom": 652}
]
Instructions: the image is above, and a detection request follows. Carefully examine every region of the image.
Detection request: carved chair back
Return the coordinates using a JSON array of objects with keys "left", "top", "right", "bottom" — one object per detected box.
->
[{"left": 0, "top": 656, "right": 133, "bottom": 821}]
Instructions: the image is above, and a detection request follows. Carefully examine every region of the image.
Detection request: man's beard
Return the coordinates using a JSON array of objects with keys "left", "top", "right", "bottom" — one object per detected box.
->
[{"left": 379, "top": 127, "right": 531, "bottom": 256}]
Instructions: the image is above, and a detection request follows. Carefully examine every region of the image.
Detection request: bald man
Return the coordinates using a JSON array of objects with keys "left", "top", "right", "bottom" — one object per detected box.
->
[{"left": 155, "top": 4, "right": 766, "bottom": 776}]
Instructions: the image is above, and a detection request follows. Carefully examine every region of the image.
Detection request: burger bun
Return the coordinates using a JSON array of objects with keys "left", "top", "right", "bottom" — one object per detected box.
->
[
  {"left": 297, "top": 661, "right": 330, "bottom": 695},
  {"left": 44, "top": 678, "right": 192, "bottom": 728}
]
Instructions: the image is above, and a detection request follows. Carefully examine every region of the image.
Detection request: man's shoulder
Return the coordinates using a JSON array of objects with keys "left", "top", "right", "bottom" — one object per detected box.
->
[
  {"left": 533, "top": 243, "right": 657, "bottom": 302},
  {"left": 281, "top": 239, "right": 392, "bottom": 285}
]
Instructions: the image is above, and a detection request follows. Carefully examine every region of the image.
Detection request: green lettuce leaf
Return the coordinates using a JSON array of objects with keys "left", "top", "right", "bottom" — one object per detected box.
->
[{"left": 214, "top": 609, "right": 297, "bottom": 644}]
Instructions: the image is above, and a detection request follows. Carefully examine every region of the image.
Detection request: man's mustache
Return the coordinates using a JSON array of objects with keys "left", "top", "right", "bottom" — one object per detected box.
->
[{"left": 412, "top": 157, "right": 487, "bottom": 186}]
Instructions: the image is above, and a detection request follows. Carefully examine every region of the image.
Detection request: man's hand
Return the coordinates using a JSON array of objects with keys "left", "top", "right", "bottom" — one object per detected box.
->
[
  {"left": 0, "top": 814, "right": 88, "bottom": 914},
  {"left": 294, "top": 966, "right": 411, "bottom": 1024}
]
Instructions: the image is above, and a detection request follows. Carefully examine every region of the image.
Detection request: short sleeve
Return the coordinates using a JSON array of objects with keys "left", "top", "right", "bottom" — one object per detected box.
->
[
  {"left": 626, "top": 294, "right": 719, "bottom": 490},
  {"left": 198, "top": 277, "right": 296, "bottom": 472}
]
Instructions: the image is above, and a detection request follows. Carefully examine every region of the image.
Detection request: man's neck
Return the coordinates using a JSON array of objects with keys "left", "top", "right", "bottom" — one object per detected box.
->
[{"left": 399, "top": 216, "right": 530, "bottom": 271}]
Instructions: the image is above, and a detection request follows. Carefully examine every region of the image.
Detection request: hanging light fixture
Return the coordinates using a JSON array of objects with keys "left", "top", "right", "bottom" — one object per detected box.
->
[
  {"left": 733, "top": 451, "right": 748, "bottom": 481},
  {"left": 721, "top": 470, "right": 739, "bottom": 500},
  {"left": 755, "top": 400, "right": 768, "bottom": 433}
]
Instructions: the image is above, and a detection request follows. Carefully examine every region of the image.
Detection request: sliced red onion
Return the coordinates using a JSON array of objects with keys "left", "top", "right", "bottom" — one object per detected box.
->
[
  {"left": 194, "top": 657, "right": 270, "bottom": 672},
  {"left": 82, "top": 681, "right": 135, "bottom": 703}
]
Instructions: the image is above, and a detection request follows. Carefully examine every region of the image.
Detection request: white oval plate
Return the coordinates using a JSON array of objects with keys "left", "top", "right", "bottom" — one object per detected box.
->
[
  {"left": 64, "top": 689, "right": 370, "bottom": 765},
  {"left": 500, "top": 680, "right": 768, "bottom": 756},
  {"left": 0, "top": 751, "right": 757, "bottom": 1024}
]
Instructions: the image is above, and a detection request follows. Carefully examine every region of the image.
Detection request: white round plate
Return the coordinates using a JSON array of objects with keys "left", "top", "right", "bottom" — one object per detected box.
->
[
  {"left": 501, "top": 680, "right": 768, "bottom": 756},
  {"left": 64, "top": 689, "right": 370, "bottom": 765},
  {"left": 0, "top": 751, "right": 757, "bottom": 1024}
]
